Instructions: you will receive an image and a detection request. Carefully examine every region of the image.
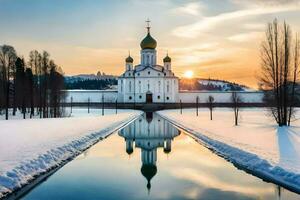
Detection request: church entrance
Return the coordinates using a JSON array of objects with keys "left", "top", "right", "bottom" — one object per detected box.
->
[{"left": 146, "top": 92, "right": 153, "bottom": 103}]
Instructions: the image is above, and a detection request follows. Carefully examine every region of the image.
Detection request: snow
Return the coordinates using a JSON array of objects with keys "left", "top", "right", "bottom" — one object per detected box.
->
[
  {"left": 198, "top": 79, "right": 254, "bottom": 91},
  {"left": 0, "top": 109, "right": 142, "bottom": 198},
  {"left": 158, "top": 108, "right": 300, "bottom": 192}
]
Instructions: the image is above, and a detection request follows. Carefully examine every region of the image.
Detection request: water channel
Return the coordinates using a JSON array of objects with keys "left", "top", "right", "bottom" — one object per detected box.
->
[{"left": 20, "top": 113, "right": 300, "bottom": 200}]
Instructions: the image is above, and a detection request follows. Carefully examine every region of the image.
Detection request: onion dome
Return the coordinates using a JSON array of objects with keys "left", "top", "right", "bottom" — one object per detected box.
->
[
  {"left": 140, "top": 32, "right": 157, "bottom": 50},
  {"left": 163, "top": 147, "right": 171, "bottom": 154},
  {"left": 125, "top": 55, "right": 133, "bottom": 63},
  {"left": 126, "top": 148, "right": 133, "bottom": 155},
  {"left": 163, "top": 54, "right": 171, "bottom": 63},
  {"left": 141, "top": 164, "right": 157, "bottom": 191}
]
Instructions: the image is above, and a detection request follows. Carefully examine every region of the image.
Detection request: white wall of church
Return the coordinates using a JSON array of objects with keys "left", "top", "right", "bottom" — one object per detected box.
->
[
  {"left": 178, "top": 91, "right": 263, "bottom": 103},
  {"left": 118, "top": 77, "right": 179, "bottom": 103},
  {"left": 66, "top": 90, "right": 118, "bottom": 103},
  {"left": 65, "top": 90, "right": 263, "bottom": 103}
]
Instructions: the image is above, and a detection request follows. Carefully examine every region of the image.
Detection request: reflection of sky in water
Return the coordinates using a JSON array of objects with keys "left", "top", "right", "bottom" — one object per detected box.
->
[{"left": 21, "top": 113, "right": 300, "bottom": 200}]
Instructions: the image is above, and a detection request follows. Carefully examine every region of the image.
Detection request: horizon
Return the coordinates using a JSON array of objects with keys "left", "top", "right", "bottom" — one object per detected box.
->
[{"left": 1, "top": 0, "right": 300, "bottom": 88}]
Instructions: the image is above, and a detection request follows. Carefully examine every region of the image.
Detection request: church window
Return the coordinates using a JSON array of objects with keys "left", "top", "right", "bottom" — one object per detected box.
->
[
  {"left": 138, "top": 81, "right": 141, "bottom": 93},
  {"left": 158, "top": 81, "right": 161, "bottom": 93},
  {"left": 129, "top": 81, "right": 132, "bottom": 92},
  {"left": 167, "top": 82, "right": 170, "bottom": 92},
  {"left": 157, "top": 95, "right": 160, "bottom": 99},
  {"left": 121, "top": 80, "right": 123, "bottom": 92},
  {"left": 158, "top": 73, "right": 160, "bottom": 76},
  {"left": 166, "top": 97, "right": 169, "bottom": 100},
  {"left": 148, "top": 71, "right": 150, "bottom": 75},
  {"left": 137, "top": 73, "right": 140, "bottom": 76},
  {"left": 139, "top": 95, "right": 142, "bottom": 99},
  {"left": 129, "top": 96, "right": 132, "bottom": 100},
  {"left": 128, "top": 73, "right": 130, "bottom": 76}
]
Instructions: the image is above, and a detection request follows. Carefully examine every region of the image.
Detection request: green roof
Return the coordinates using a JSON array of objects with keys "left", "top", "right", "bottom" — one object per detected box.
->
[{"left": 140, "top": 33, "right": 157, "bottom": 50}]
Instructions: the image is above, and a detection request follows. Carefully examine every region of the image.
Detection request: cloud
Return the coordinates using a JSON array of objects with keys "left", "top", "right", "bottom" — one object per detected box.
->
[
  {"left": 171, "top": 2, "right": 203, "bottom": 16},
  {"left": 170, "top": 167, "right": 274, "bottom": 196},
  {"left": 228, "top": 31, "right": 263, "bottom": 42},
  {"left": 172, "top": 3, "right": 300, "bottom": 38},
  {"left": 243, "top": 23, "right": 266, "bottom": 30},
  {"left": 231, "top": 0, "right": 300, "bottom": 7}
]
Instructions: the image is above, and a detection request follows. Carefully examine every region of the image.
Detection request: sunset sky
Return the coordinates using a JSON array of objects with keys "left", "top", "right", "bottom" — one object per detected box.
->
[{"left": 1, "top": 0, "right": 300, "bottom": 88}]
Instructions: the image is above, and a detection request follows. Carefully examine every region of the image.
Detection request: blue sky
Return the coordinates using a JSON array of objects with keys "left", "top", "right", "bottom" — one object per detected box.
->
[{"left": 1, "top": 0, "right": 300, "bottom": 87}]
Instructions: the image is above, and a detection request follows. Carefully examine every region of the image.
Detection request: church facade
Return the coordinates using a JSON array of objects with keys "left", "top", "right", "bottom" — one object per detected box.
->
[{"left": 117, "top": 24, "right": 179, "bottom": 103}]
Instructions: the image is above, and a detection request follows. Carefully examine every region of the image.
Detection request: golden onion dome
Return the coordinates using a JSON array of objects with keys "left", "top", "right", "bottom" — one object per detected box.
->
[
  {"left": 125, "top": 55, "right": 133, "bottom": 63},
  {"left": 140, "top": 32, "right": 157, "bottom": 50},
  {"left": 163, "top": 54, "right": 171, "bottom": 63}
]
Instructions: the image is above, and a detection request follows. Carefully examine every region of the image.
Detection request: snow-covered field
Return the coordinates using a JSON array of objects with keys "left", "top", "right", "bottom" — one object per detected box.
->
[
  {"left": 0, "top": 108, "right": 142, "bottom": 198},
  {"left": 158, "top": 108, "right": 300, "bottom": 192}
]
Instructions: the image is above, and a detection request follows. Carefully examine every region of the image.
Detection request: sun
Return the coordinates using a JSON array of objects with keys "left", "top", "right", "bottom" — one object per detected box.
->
[{"left": 183, "top": 70, "right": 194, "bottom": 79}]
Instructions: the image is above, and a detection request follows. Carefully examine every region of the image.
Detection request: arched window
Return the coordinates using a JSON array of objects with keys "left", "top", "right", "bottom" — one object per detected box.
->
[
  {"left": 129, "top": 81, "right": 132, "bottom": 93},
  {"left": 121, "top": 80, "right": 123, "bottom": 92},
  {"left": 167, "top": 81, "right": 170, "bottom": 92},
  {"left": 158, "top": 81, "right": 161, "bottom": 93},
  {"left": 138, "top": 81, "right": 141, "bottom": 93},
  {"left": 147, "top": 55, "right": 149, "bottom": 65}
]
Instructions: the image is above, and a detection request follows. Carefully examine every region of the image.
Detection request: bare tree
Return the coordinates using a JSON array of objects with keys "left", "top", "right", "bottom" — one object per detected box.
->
[
  {"left": 0, "top": 45, "right": 17, "bottom": 120},
  {"left": 288, "top": 35, "right": 300, "bottom": 125},
  {"left": 259, "top": 19, "right": 299, "bottom": 126},
  {"left": 41, "top": 51, "right": 50, "bottom": 118},
  {"left": 231, "top": 92, "right": 242, "bottom": 126},
  {"left": 49, "top": 60, "right": 65, "bottom": 118},
  {"left": 28, "top": 50, "right": 42, "bottom": 116},
  {"left": 207, "top": 95, "right": 214, "bottom": 120}
]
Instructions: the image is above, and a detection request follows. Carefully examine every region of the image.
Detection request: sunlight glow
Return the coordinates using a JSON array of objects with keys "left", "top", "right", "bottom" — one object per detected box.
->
[{"left": 184, "top": 70, "right": 194, "bottom": 79}]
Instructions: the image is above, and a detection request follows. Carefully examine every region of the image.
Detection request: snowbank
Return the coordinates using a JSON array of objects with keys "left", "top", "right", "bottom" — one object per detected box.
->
[
  {"left": 158, "top": 108, "right": 300, "bottom": 193},
  {"left": 0, "top": 109, "right": 142, "bottom": 198}
]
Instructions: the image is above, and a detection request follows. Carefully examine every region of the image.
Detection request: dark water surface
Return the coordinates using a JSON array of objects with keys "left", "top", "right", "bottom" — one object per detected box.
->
[{"left": 21, "top": 113, "right": 300, "bottom": 200}]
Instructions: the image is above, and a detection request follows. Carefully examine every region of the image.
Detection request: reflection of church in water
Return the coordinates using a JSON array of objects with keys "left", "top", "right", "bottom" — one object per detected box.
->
[{"left": 118, "top": 113, "right": 180, "bottom": 191}]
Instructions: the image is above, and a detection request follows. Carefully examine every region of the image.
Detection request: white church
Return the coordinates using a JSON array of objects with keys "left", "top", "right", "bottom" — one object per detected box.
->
[
  {"left": 117, "top": 22, "right": 179, "bottom": 103},
  {"left": 67, "top": 22, "right": 263, "bottom": 104}
]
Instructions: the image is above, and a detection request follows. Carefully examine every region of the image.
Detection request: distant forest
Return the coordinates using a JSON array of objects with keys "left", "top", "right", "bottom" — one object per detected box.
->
[{"left": 65, "top": 79, "right": 117, "bottom": 90}]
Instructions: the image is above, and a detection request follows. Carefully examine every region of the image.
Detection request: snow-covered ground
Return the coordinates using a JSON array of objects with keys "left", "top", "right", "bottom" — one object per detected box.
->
[
  {"left": 0, "top": 108, "right": 142, "bottom": 198},
  {"left": 158, "top": 108, "right": 300, "bottom": 192}
]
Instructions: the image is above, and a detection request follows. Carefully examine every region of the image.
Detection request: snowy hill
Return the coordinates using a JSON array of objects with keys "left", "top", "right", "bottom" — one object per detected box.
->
[
  {"left": 179, "top": 78, "right": 255, "bottom": 91},
  {"left": 198, "top": 79, "right": 254, "bottom": 91}
]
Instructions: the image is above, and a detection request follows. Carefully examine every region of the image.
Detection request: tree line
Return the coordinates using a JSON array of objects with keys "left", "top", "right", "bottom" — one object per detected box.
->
[
  {"left": 65, "top": 79, "right": 117, "bottom": 90},
  {"left": 0, "top": 45, "right": 66, "bottom": 120}
]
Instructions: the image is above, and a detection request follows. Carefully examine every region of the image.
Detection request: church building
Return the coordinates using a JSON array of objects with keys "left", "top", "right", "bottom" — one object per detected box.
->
[{"left": 118, "top": 22, "right": 179, "bottom": 103}]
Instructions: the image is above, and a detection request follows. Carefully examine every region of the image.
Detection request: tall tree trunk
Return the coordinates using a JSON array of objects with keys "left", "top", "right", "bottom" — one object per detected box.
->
[{"left": 5, "top": 81, "right": 9, "bottom": 120}]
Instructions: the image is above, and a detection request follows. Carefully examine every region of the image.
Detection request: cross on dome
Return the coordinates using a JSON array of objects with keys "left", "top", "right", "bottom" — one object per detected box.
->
[{"left": 146, "top": 19, "right": 151, "bottom": 33}]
